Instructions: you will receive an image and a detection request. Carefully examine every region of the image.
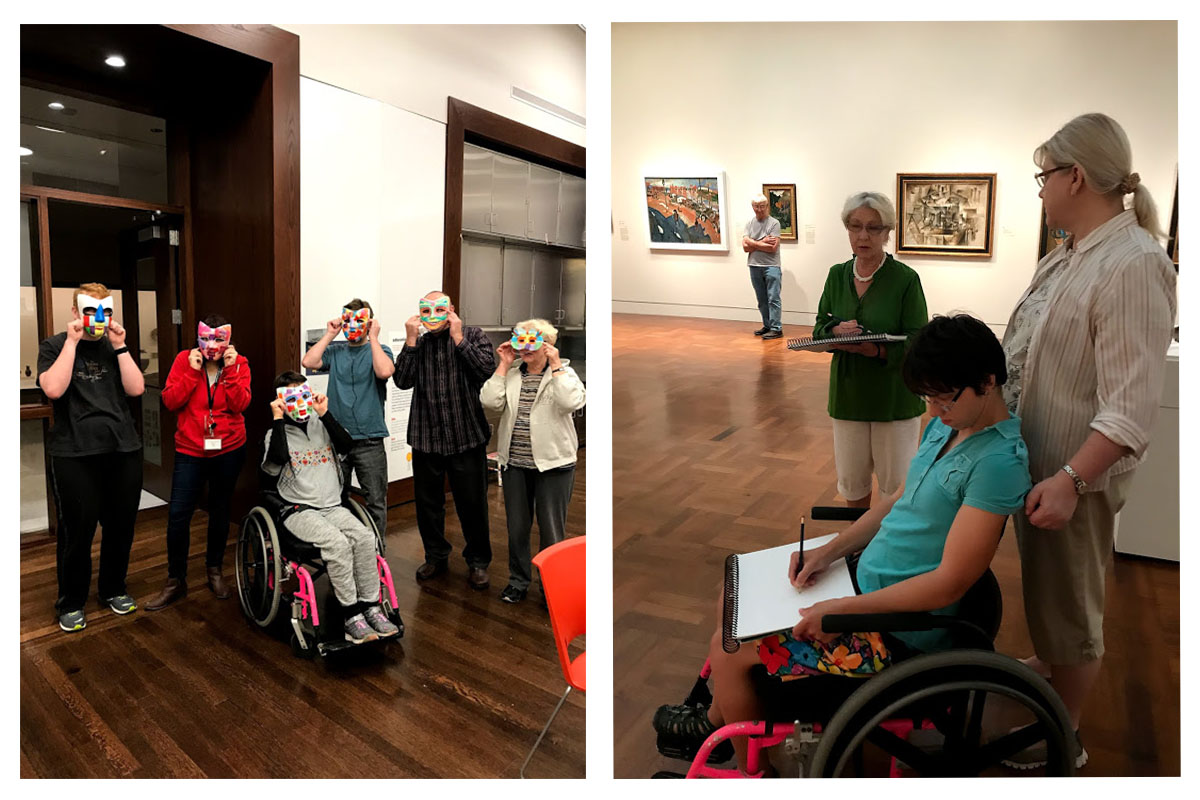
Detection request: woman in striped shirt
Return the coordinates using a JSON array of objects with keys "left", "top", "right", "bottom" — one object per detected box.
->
[
  {"left": 1001, "top": 113, "right": 1176, "bottom": 768},
  {"left": 481, "top": 319, "right": 586, "bottom": 604}
]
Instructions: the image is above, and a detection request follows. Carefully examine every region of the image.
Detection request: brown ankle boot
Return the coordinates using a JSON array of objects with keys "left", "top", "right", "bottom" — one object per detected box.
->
[
  {"left": 146, "top": 578, "right": 187, "bottom": 611},
  {"left": 207, "top": 567, "right": 231, "bottom": 599}
]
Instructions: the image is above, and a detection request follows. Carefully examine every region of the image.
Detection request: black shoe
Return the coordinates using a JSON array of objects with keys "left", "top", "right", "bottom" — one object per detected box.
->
[
  {"left": 415, "top": 560, "right": 448, "bottom": 581},
  {"left": 500, "top": 584, "right": 528, "bottom": 603},
  {"left": 761, "top": 329, "right": 783, "bottom": 340},
  {"left": 653, "top": 703, "right": 733, "bottom": 763},
  {"left": 753, "top": 327, "right": 769, "bottom": 336}
]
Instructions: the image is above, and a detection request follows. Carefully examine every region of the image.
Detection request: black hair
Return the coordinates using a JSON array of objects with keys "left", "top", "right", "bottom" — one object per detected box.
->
[
  {"left": 201, "top": 313, "right": 230, "bottom": 328},
  {"left": 901, "top": 314, "right": 1008, "bottom": 397},
  {"left": 273, "top": 370, "right": 307, "bottom": 390},
  {"left": 343, "top": 298, "right": 373, "bottom": 316}
]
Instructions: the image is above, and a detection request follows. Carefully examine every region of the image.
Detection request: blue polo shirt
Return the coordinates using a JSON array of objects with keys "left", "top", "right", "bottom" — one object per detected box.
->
[
  {"left": 322, "top": 340, "right": 393, "bottom": 440},
  {"left": 855, "top": 413, "right": 1031, "bottom": 653}
]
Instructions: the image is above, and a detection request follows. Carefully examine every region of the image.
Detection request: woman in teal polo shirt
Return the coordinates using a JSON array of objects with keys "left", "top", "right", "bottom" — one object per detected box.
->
[
  {"left": 653, "top": 314, "right": 1031, "bottom": 776},
  {"left": 812, "top": 192, "right": 928, "bottom": 509}
]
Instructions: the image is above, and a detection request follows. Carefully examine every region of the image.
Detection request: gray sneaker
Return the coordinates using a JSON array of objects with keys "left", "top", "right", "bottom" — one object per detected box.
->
[
  {"left": 58, "top": 609, "right": 86, "bottom": 633},
  {"left": 362, "top": 605, "right": 399, "bottom": 637},
  {"left": 103, "top": 594, "right": 137, "bottom": 615},
  {"left": 1001, "top": 729, "right": 1087, "bottom": 770},
  {"left": 344, "top": 613, "right": 379, "bottom": 644}
]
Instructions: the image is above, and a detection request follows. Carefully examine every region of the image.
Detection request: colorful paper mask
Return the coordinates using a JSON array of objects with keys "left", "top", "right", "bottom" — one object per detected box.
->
[
  {"left": 511, "top": 327, "right": 544, "bottom": 352},
  {"left": 342, "top": 307, "right": 371, "bottom": 343},
  {"left": 198, "top": 322, "right": 232, "bottom": 361},
  {"left": 77, "top": 294, "right": 114, "bottom": 339},
  {"left": 277, "top": 384, "right": 314, "bottom": 422},
  {"left": 419, "top": 296, "right": 452, "bottom": 331}
]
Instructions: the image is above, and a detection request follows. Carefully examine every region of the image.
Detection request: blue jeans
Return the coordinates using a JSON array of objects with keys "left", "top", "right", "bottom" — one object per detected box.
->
[
  {"left": 340, "top": 438, "right": 390, "bottom": 538},
  {"left": 166, "top": 447, "right": 247, "bottom": 580},
  {"left": 749, "top": 266, "right": 782, "bottom": 331}
]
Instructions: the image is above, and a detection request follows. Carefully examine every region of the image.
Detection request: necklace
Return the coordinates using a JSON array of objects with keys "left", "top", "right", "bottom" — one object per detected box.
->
[{"left": 853, "top": 252, "right": 886, "bottom": 282}]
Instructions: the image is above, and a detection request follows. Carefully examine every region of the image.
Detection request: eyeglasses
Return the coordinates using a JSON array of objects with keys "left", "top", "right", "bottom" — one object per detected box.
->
[
  {"left": 920, "top": 386, "right": 966, "bottom": 414},
  {"left": 1034, "top": 165, "right": 1073, "bottom": 188},
  {"left": 846, "top": 223, "right": 889, "bottom": 236}
]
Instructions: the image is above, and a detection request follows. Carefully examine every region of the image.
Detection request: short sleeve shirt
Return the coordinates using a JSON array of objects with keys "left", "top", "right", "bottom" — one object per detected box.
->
[
  {"left": 855, "top": 414, "right": 1031, "bottom": 653},
  {"left": 744, "top": 215, "right": 781, "bottom": 267},
  {"left": 322, "top": 340, "right": 393, "bottom": 440},
  {"left": 36, "top": 333, "right": 142, "bottom": 458}
]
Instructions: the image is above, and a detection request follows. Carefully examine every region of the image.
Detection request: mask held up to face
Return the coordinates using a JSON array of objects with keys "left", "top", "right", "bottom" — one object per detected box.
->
[
  {"left": 342, "top": 307, "right": 371, "bottom": 343},
  {"left": 419, "top": 296, "right": 452, "bottom": 331},
  {"left": 511, "top": 326, "right": 544, "bottom": 352},
  {"left": 198, "top": 322, "right": 232, "bottom": 361},
  {"left": 277, "top": 384, "right": 314, "bottom": 422},
  {"left": 77, "top": 294, "right": 114, "bottom": 339}
]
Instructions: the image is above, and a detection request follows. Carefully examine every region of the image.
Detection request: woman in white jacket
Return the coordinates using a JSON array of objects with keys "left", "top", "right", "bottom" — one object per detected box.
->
[{"left": 480, "top": 319, "right": 586, "bottom": 603}]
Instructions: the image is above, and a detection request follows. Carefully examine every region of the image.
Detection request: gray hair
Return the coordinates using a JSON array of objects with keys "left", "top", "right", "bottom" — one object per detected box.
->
[
  {"left": 841, "top": 192, "right": 896, "bottom": 229},
  {"left": 750, "top": 193, "right": 768, "bottom": 205},
  {"left": 514, "top": 318, "right": 558, "bottom": 346},
  {"left": 1035, "top": 113, "right": 1161, "bottom": 238}
]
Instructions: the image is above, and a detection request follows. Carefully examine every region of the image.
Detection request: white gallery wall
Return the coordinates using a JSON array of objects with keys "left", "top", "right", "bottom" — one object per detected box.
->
[
  {"left": 292, "top": 25, "right": 585, "bottom": 482},
  {"left": 611, "top": 21, "right": 1177, "bottom": 332}
]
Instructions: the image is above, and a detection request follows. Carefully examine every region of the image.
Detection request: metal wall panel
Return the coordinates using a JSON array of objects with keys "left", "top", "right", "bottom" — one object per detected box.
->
[
  {"left": 501, "top": 245, "right": 534, "bottom": 325},
  {"left": 557, "top": 173, "right": 585, "bottom": 247},
  {"left": 528, "top": 164, "right": 561, "bottom": 243},
  {"left": 461, "top": 143, "right": 494, "bottom": 233},
  {"left": 532, "top": 250, "right": 563, "bottom": 324},
  {"left": 490, "top": 153, "right": 529, "bottom": 237},
  {"left": 459, "top": 238, "right": 503, "bottom": 326}
]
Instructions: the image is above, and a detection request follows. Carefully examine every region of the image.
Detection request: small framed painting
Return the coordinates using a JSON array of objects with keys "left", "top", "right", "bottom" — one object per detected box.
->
[
  {"left": 896, "top": 173, "right": 996, "bottom": 257},
  {"left": 1167, "top": 176, "right": 1179, "bottom": 268},
  {"left": 1037, "top": 203, "right": 1069, "bottom": 260},
  {"left": 762, "top": 183, "right": 797, "bottom": 241},
  {"left": 644, "top": 173, "right": 728, "bottom": 251}
]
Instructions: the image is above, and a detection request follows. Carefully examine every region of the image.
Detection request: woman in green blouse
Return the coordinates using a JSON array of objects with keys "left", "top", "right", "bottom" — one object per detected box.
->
[{"left": 812, "top": 192, "right": 928, "bottom": 508}]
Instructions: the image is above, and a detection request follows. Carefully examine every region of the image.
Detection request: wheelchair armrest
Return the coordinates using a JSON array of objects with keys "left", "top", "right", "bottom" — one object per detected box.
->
[
  {"left": 822, "top": 612, "right": 994, "bottom": 651},
  {"left": 810, "top": 506, "right": 869, "bottom": 522}
]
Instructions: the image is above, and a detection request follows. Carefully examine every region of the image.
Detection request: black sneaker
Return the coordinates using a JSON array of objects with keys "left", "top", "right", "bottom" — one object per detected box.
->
[
  {"left": 761, "top": 329, "right": 783, "bottom": 340},
  {"left": 1001, "top": 729, "right": 1088, "bottom": 770},
  {"left": 500, "top": 584, "right": 528, "bottom": 603},
  {"left": 653, "top": 703, "right": 733, "bottom": 763},
  {"left": 753, "top": 327, "right": 769, "bottom": 336}
]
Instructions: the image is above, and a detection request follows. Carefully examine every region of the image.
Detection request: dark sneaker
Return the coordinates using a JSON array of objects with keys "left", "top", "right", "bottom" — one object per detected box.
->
[
  {"left": 344, "top": 613, "right": 380, "bottom": 644},
  {"left": 362, "top": 605, "right": 400, "bottom": 637},
  {"left": 653, "top": 703, "right": 733, "bottom": 763},
  {"left": 500, "top": 584, "right": 528, "bottom": 603},
  {"left": 761, "top": 330, "right": 783, "bottom": 340},
  {"left": 1001, "top": 729, "right": 1087, "bottom": 770},
  {"left": 753, "top": 327, "right": 769, "bottom": 336},
  {"left": 58, "top": 609, "right": 86, "bottom": 633},
  {"left": 103, "top": 594, "right": 137, "bottom": 615}
]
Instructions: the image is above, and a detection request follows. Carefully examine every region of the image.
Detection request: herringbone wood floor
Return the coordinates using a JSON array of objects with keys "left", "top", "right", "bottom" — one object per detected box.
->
[
  {"left": 20, "top": 452, "right": 585, "bottom": 778},
  {"left": 612, "top": 313, "right": 1179, "bottom": 778}
]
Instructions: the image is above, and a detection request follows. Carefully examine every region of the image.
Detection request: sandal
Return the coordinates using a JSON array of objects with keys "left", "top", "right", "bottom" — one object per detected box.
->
[{"left": 653, "top": 703, "right": 733, "bottom": 764}]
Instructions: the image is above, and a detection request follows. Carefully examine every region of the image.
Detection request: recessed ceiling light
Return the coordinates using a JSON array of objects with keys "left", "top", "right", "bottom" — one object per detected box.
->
[
  {"left": 99, "top": 149, "right": 108, "bottom": 155},
  {"left": 105, "top": 55, "right": 126, "bottom": 68},
  {"left": 19, "top": 146, "right": 33, "bottom": 156},
  {"left": 48, "top": 102, "right": 64, "bottom": 111},
  {"left": 35, "top": 126, "right": 64, "bottom": 134}
]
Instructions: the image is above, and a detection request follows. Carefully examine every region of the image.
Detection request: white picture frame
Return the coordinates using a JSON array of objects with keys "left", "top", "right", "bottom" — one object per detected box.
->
[{"left": 643, "top": 172, "right": 729, "bottom": 251}]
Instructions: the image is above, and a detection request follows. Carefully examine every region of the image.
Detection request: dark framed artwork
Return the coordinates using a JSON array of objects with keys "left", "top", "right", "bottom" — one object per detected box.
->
[
  {"left": 1167, "top": 175, "right": 1179, "bottom": 268},
  {"left": 1038, "top": 203, "right": 1069, "bottom": 260},
  {"left": 896, "top": 173, "right": 996, "bottom": 257},
  {"left": 762, "top": 183, "right": 797, "bottom": 241}
]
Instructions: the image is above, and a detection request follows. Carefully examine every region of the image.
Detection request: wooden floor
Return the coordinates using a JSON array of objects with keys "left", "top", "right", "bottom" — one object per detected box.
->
[
  {"left": 612, "top": 314, "right": 1180, "bottom": 778},
  {"left": 20, "top": 451, "right": 586, "bottom": 778}
]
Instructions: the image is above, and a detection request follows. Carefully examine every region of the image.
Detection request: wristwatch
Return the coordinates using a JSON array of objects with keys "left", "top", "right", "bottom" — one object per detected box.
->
[{"left": 1060, "top": 464, "right": 1087, "bottom": 495}]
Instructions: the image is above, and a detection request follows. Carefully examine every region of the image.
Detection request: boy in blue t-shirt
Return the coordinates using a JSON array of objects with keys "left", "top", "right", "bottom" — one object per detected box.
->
[{"left": 300, "top": 298, "right": 395, "bottom": 537}]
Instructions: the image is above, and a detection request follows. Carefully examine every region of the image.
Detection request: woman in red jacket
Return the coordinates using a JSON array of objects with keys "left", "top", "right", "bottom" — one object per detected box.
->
[{"left": 146, "top": 314, "right": 252, "bottom": 610}]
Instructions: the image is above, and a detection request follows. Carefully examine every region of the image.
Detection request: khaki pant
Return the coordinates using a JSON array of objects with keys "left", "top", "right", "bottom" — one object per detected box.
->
[
  {"left": 831, "top": 417, "right": 921, "bottom": 500},
  {"left": 1014, "top": 470, "right": 1134, "bottom": 665}
]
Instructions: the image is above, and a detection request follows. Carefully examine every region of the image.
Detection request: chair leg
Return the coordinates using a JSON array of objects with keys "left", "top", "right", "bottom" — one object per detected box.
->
[{"left": 520, "top": 685, "right": 572, "bottom": 779}]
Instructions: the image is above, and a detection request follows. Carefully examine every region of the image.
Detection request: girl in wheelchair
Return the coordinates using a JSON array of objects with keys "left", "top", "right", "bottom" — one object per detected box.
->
[
  {"left": 654, "top": 314, "right": 1033, "bottom": 776},
  {"left": 263, "top": 371, "right": 400, "bottom": 644}
]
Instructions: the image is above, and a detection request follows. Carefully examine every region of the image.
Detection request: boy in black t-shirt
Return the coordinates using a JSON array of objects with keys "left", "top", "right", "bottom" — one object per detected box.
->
[{"left": 36, "top": 282, "right": 146, "bottom": 633}]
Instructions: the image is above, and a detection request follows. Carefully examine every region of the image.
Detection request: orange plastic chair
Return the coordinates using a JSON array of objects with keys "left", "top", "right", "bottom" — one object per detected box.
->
[{"left": 521, "top": 536, "right": 585, "bottom": 778}]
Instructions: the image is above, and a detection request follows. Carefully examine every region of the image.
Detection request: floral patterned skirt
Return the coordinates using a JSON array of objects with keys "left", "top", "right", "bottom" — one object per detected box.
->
[{"left": 757, "top": 630, "right": 892, "bottom": 680}]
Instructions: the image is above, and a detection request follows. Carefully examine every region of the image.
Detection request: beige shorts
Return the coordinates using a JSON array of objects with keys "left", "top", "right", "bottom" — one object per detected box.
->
[
  {"left": 831, "top": 417, "right": 921, "bottom": 500},
  {"left": 1014, "top": 469, "right": 1134, "bottom": 665}
]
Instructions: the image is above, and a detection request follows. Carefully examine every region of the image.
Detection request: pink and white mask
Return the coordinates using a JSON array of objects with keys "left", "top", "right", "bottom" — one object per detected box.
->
[
  {"left": 342, "top": 307, "right": 371, "bottom": 343},
  {"left": 77, "top": 294, "right": 114, "bottom": 339},
  {"left": 277, "top": 384, "right": 314, "bottom": 422},
  {"left": 197, "top": 322, "right": 232, "bottom": 361}
]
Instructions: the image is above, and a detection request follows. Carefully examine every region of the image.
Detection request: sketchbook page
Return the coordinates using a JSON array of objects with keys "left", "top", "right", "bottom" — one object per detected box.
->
[{"left": 732, "top": 534, "right": 854, "bottom": 642}]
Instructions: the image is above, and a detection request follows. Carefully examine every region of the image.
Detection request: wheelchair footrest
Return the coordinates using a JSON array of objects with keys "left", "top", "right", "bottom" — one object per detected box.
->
[
  {"left": 651, "top": 771, "right": 686, "bottom": 779},
  {"left": 656, "top": 731, "right": 734, "bottom": 765}
]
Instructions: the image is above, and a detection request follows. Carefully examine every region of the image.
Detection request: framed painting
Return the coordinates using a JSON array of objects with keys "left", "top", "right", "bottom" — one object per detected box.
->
[
  {"left": 896, "top": 173, "right": 996, "bottom": 257},
  {"left": 1037, "top": 203, "right": 1069, "bottom": 260},
  {"left": 762, "top": 183, "right": 797, "bottom": 241},
  {"left": 644, "top": 173, "right": 728, "bottom": 251},
  {"left": 1167, "top": 176, "right": 1178, "bottom": 268}
]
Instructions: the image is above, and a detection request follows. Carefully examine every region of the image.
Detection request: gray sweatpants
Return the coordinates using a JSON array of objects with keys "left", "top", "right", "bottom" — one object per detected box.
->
[
  {"left": 284, "top": 506, "right": 379, "bottom": 607},
  {"left": 502, "top": 464, "right": 575, "bottom": 590}
]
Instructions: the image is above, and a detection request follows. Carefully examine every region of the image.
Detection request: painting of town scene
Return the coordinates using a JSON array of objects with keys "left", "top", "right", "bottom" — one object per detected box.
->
[
  {"left": 645, "top": 175, "right": 728, "bottom": 250},
  {"left": 763, "top": 183, "right": 797, "bottom": 240},
  {"left": 896, "top": 173, "right": 996, "bottom": 257}
]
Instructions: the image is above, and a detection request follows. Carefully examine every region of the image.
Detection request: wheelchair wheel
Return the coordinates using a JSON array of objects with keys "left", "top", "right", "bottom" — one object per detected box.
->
[
  {"left": 235, "top": 507, "right": 284, "bottom": 628},
  {"left": 346, "top": 495, "right": 385, "bottom": 555},
  {"left": 290, "top": 630, "right": 318, "bottom": 659},
  {"left": 809, "top": 651, "right": 1076, "bottom": 777}
]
